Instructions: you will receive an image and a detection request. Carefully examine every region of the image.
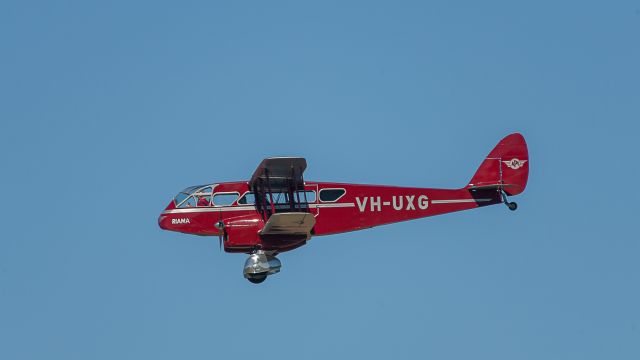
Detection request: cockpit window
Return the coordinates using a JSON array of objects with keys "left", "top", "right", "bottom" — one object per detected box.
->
[
  {"left": 181, "top": 196, "right": 197, "bottom": 208},
  {"left": 194, "top": 187, "right": 212, "bottom": 207},
  {"left": 174, "top": 185, "right": 213, "bottom": 208},
  {"left": 174, "top": 192, "right": 190, "bottom": 206},
  {"left": 196, "top": 195, "right": 211, "bottom": 207},
  {"left": 213, "top": 192, "right": 239, "bottom": 206},
  {"left": 182, "top": 185, "right": 201, "bottom": 194}
]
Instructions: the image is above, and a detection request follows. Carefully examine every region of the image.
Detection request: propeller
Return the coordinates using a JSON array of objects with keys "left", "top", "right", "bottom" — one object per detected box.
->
[{"left": 215, "top": 210, "right": 226, "bottom": 251}]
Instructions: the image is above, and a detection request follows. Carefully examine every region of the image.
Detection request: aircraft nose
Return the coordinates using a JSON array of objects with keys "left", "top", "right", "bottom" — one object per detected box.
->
[
  {"left": 158, "top": 200, "right": 175, "bottom": 230},
  {"left": 158, "top": 214, "right": 169, "bottom": 230}
]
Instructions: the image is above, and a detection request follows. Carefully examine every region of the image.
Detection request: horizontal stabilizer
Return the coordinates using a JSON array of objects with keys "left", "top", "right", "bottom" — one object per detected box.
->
[{"left": 467, "top": 183, "right": 520, "bottom": 191}]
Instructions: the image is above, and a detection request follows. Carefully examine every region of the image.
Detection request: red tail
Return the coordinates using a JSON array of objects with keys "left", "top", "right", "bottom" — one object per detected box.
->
[{"left": 467, "top": 133, "right": 529, "bottom": 196}]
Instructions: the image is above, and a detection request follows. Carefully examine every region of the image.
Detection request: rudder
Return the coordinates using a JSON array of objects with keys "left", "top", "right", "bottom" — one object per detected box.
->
[{"left": 467, "top": 133, "right": 529, "bottom": 196}]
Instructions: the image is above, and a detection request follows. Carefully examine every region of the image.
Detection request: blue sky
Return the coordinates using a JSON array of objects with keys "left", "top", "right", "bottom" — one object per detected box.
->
[{"left": 1, "top": 1, "right": 639, "bottom": 359}]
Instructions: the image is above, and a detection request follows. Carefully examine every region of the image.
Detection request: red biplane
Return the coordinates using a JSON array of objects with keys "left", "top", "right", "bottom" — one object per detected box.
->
[{"left": 159, "top": 133, "right": 529, "bottom": 283}]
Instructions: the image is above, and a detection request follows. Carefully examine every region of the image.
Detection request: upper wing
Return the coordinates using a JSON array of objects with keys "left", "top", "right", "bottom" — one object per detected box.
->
[{"left": 249, "top": 157, "right": 307, "bottom": 191}]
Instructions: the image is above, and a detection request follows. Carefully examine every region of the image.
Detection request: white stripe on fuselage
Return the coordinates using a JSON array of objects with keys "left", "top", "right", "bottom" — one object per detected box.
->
[
  {"left": 431, "top": 198, "right": 492, "bottom": 204},
  {"left": 163, "top": 203, "right": 356, "bottom": 214},
  {"left": 163, "top": 206, "right": 256, "bottom": 214},
  {"left": 163, "top": 198, "right": 492, "bottom": 215}
]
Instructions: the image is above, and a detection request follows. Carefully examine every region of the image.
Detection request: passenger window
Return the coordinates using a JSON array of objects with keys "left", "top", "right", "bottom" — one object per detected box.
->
[
  {"left": 262, "top": 191, "right": 316, "bottom": 204},
  {"left": 238, "top": 192, "right": 256, "bottom": 205},
  {"left": 269, "top": 192, "right": 288, "bottom": 204},
  {"left": 319, "top": 189, "right": 346, "bottom": 202},
  {"left": 213, "top": 193, "right": 238, "bottom": 206},
  {"left": 297, "top": 190, "right": 316, "bottom": 203}
]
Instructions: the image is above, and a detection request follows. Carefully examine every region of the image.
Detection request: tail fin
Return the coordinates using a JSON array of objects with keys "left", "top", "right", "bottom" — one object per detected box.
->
[{"left": 467, "top": 133, "right": 529, "bottom": 196}]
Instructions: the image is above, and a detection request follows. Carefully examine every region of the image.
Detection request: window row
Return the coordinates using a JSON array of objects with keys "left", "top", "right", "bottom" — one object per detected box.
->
[
  {"left": 237, "top": 188, "right": 346, "bottom": 205},
  {"left": 176, "top": 188, "right": 346, "bottom": 208}
]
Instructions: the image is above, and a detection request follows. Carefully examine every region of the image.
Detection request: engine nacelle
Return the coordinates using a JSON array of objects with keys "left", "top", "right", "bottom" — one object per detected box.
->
[{"left": 243, "top": 251, "right": 281, "bottom": 283}]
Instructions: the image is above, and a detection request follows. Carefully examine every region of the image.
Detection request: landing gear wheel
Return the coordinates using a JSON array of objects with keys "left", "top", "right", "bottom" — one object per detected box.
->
[
  {"left": 247, "top": 274, "right": 267, "bottom": 284},
  {"left": 501, "top": 190, "right": 518, "bottom": 211}
]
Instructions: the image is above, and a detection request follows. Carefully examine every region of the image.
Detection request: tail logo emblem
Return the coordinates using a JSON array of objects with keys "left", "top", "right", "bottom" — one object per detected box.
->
[{"left": 503, "top": 158, "right": 527, "bottom": 170}]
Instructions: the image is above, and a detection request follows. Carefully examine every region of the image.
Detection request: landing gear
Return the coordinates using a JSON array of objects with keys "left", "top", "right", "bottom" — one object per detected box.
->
[
  {"left": 501, "top": 191, "right": 518, "bottom": 211},
  {"left": 243, "top": 250, "right": 281, "bottom": 284}
]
